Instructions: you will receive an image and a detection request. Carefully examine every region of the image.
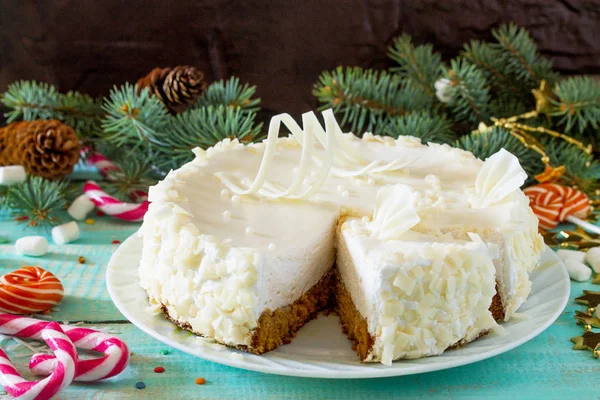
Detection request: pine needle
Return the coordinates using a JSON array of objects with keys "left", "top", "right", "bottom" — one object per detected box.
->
[
  {"left": 384, "top": 112, "right": 455, "bottom": 144},
  {"left": 4, "top": 177, "right": 69, "bottom": 228},
  {"left": 194, "top": 77, "right": 261, "bottom": 113}
]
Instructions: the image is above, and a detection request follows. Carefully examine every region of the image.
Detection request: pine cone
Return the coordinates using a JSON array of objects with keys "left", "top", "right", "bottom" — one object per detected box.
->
[
  {"left": 17, "top": 120, "right": 80, "bottom": 179},
  {"left": 137, "top": 66, "right": 206, "bottom": 113},
  {"left": 0, "top": 121, "right": 30, "bottom": 166}
]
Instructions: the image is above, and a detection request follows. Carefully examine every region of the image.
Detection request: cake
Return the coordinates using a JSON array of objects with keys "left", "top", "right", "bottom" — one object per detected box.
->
[{"left": 138, "top": 109, "right": 544, "bottom": 365}]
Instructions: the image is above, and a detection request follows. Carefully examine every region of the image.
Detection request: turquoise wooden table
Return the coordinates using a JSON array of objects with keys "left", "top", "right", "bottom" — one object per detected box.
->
[{"left": 0, "top": 212, "right": 597, "bottom": 400}]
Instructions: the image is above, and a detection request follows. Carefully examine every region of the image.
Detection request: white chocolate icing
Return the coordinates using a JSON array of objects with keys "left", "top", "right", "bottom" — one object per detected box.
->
[{"left": 139, "top": 110, "right": 543, "bottom": 363}]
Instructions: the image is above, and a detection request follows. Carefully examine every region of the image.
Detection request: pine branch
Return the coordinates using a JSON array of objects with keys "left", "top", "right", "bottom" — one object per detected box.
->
[
  {"left": 154, "top": 105, "right": 264, "bottom": 171},
  {"left": 443, "top": 59, "right": 490, "bottom": 125},
  {"left": 549, "top": 76, "right": 600, "bottom": 136},
  {"left": 492, "top": 24, "right": 558, "bottom": 88},
  {"left": 544, "top": 139, "right": 600, "bottom": 195},
  {"left": 195, "top": 77, "right": 261, "bottom": 113},
  {"left": 102, "top": 157, "right": 159, "bottom": 202},
  {"left": 456, "top": 126, "right": 543, "bottom": 180},
  {"left": 388, "top": 35, "right": 442, "bottom": 97},
  {"left": 313, "top": 66, "right": 433, "bottom": 135},
  {"left": 1, "top": 80, "right": 104, "bottom": 136},
  {"left": 383, "top": 112, "right": 455, "bottom": 144},
  {"left": 4, "top": 177, "right": 69, "bottom": 228},
  {"left": 100, "top": 83, "right": 169, "bottom": 151}
]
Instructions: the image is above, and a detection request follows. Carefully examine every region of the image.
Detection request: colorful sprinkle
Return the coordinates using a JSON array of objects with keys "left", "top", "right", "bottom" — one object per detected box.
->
[
  {"left": 160, "top": 349, "right": 170, "bottom": 355},
  {"left": 96, "top": 210, "right": 105, "bottom": 217},
  {"left": 135, "top": 382, "right": 146, "bottom": 389},
  {"left": 78, "top": 256, "right": 86, "bottom": 264},
  {"left": 85, "top": 218, "right": 95, "bottom": 225},
  {"left": 112, "top": 239, "right": 121, "bottom": 244},
  {"left": 195, "top": 377, "right": 206, "bottom": 385},
  {"left": 154, "top": 366, "right": 165, "bottom": 373},
  {"left": 14, "top": 216, "right": 29, "bottom": 221},
  {"left": 42, "top": 309, "right": 51, "bottom": 314}
]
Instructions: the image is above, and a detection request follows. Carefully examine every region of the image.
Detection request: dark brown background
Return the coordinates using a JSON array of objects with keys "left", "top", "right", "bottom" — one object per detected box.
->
[{"left": 1, "top": 1, "right": 599, "bottom": 117}]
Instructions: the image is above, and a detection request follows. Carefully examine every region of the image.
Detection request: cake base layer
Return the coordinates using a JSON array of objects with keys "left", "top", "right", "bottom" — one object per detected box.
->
[
  {"left": 160, "top": 269, "right": 335, "bottom": 355},
  {"left": 334, "top": 273, "right": 506, "bottom": 362}
]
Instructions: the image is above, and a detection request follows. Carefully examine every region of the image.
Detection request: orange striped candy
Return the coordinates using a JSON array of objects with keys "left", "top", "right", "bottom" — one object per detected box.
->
[
  {"left": 523, "top": 183, "right": 591, "bottom": 231},
  {"left": 0, "top": 266, "right": 64, "bottom": 314}
]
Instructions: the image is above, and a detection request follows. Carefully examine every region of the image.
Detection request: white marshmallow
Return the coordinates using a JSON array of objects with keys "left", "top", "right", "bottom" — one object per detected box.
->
[
  {"left": 15, "top": 236, "right": 48, "bottom": 256},
  {"left": 564, "top": 258, "right": 592, "bottom": 282},
  {"left": 52, "top": 221, "right": 80, "bottom": 245},
  {"left": 557, "top": 249, "right": 587, "bottom": 264},
  {"left": 67, "top": 195, "right": 96, "bottom": 221},
  {"left": 0, "top": 165, "right": 26, "bottom": 185},
  {"left": 585, "top": 247, "right": 600, "bottom": 273}
]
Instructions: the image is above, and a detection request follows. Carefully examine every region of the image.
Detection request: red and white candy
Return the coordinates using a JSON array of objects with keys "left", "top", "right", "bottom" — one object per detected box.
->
[
  {"left": 0, "top": 314, "right": 129, "bottom": 382},
  {"left": 0, "top": 321, "right": 77, "bottom": 400},
  {"left": 83, "top": 181, "right": 149, "bottom": 222},
  {"left": 0, "top": 267, "right": 64, "bottom": 314},
  {"left": 524, "top": 183, "right": 592, "bottom": 231},
  {"left": 86, "top": 152, "right": 119, "bottom": 178}
]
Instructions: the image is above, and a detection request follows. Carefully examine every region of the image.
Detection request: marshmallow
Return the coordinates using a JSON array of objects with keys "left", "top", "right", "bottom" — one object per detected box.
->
[
  {"left": 67, "top": 195, "right": 96, "bottom": 221},
  {"left": 557, "top": 249, "right": 587, "bottom": 264},
  {"left": 585, "top": 247, "right": 600, "bottom": 273},
  {"left": 15, "top": 236, "right": 49, "bottom": 256},
  {"left": 51, "top": 221, "right": 80, "bottom": 245},
  {"left": 564, "top": 258, "right": 592, "bottom": 282},
  {"left": 0, "top": 166, "right": 26, "bottom": 185}
]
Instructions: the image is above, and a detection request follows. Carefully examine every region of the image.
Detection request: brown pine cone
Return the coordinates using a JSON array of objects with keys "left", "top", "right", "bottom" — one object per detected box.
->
[
  {"left": 17, "top": 120, "right": 80, "bottom": 179},
  {"left": 0, "top": 121, "right": 30, "bottom": 166},
  {"left": 137, "top": 66, "right": 206, "bottom": 113}
]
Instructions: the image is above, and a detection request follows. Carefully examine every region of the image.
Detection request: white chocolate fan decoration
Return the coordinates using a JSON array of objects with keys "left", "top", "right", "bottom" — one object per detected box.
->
[
  {"left": 215, "top": 109, "right": 413, "bottom": 199},
  {"left": 367, "top": 184, "right": 420, "bottom": 240},
  {"left": 471, "top": 148, "right": 527, "bottom": 208}
]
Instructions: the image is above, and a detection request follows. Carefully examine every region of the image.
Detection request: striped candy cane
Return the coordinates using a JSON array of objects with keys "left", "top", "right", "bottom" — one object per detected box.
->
[
  {"left": 0, "top": 322, "right": 77, "bottom": 400},
  {"left": 83, "top": 181, "right": 149, "bottom": 222},
  {"left": 0, "top": 314, "right": 129, "bottom": 382},
  {"left": 86, "top": 152, "right": 119, "bottom": 178}
]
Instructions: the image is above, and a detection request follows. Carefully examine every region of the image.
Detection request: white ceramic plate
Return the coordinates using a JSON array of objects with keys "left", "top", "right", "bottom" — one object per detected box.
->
[{"left": 106, "top": 234, "right": 570, "bottom": 379}]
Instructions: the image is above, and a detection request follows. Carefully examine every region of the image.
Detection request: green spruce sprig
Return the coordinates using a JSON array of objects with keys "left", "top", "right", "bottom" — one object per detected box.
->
[
  {"left": 101, "top": 83, "right": 169, "bottom": 150},
  {"left": 384, "top": 112, "right": 455, "bottom": 144},
  {"left": 155, "top": 105, "right": 264, "bottom": 171},
  {"left": 313, "top": 66, "right": 433, "bottom": 135},
  {"left": 1, "top": 80, "right": 104, "bottom": 136},
  {"left": 388, "top": 35, "right": 442, "bottom": 97},
  {"left": 102, "top": 157, "right": 159, "bottom": 202},
  {"left": 544, "top": 139, "right": 600, "bottom": 194},
  {"left": 3, "top": 177, "right": 69, "bottom": 228},
  {"left": 550, "top": 76, "right": 600, "bottom": 136},
  {"left": 194, "top": 77, "right": 261, "bottom": 113},
  {"left": 443, "top": 59, "right": 490, "bottom": 125}
]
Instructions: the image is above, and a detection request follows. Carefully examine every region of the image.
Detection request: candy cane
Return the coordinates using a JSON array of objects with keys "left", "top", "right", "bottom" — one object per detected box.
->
[
  {"left": 83, "top": 181, "right": 149, "bottom": 222},
  {"left": 0, "top": 322, "right": 77, "bottom": 400},
  {"left": 86, "top": 152, "right": 119, "bottom": 178},
  {"left": 0, "top": 315, "right": 129, "bottom": 382}
]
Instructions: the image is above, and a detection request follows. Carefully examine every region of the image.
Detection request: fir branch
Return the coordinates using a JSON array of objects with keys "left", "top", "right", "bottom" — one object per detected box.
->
[
  {"left": 195, "top": 77, "right": 261, "bottom": 113},
  {"left": 1, "top": 80, "right": 104, "bottom": 136},
  {"left": 492, "top": 24, "right": 558, "bottom": 87},
  {"left": 443, "top": 59, "right": 490, "bottom": 125},
  {"left": 383, "top": 112, "right": 455, "bottom": 144},
  {"left": 549, "top": 76, "right": 600, "bottom": 135},
  {"left": 103, "top": 157, "right": 158, "bottom": 202},
  {"left": 101, "top": 83, "right": 169, "bottom": 150},
  {"left": 313, "top": 66, "right": 433, "bottom": 135},
  {"left": 154, "top": 105, "right": 264, "bottom": 171},
  {"left": 388, "top": 35, "right": 442, "bottom": 97},
  {"left": 4, "top": 177, "right": 69, "bottom": 228},
  {"left": 544, "top": 139, "right": 600, "bottom": 195},
  {"left": 456, "top": 126, "right": 542, "bottom": 179}
]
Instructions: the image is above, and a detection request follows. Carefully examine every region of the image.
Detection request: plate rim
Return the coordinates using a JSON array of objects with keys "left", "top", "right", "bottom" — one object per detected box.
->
[{"left": 106, "top": 234, "right": 570, "bottom": 379}]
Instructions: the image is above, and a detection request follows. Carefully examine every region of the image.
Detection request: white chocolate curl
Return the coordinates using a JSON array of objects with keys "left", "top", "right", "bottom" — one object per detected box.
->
[
  {"left": 0, "top": 165, "right": 26, "bottom": 185},
  {"left": 15, "top": 236, "right": 49, "bottom": 256},
  {"left": 472, "top": 149, "right": 527, "bottom": 208},
  {"left": 564, "top": 258, "right": 591, "bottom": 282},
  {"left": 52, "top": 221, "right": 80, "bottom": 245},
  {"left": 585, "top": 247, "right": 600, "bottom": 273},
  {"left": 367, "top": 184, "right": 420, "bottom": 240},
  {"left": 67, "top": 194, "right": 96, "bottom": 221},
  {"left": 215, "top": 109, "right": 410, "bottom": 200}
]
